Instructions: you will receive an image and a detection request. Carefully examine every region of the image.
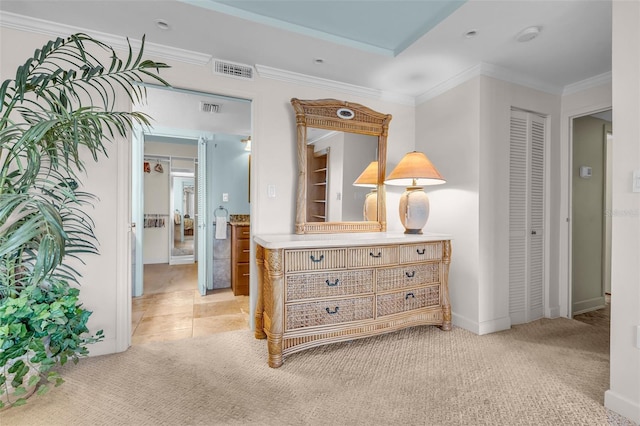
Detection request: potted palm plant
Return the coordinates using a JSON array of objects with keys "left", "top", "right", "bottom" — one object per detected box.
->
[{"left": 0, "top": 33, "right": 170, "bottom": 408}]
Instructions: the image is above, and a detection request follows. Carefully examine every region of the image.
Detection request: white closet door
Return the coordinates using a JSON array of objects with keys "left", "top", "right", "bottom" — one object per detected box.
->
[{"left": 509, "top": 109, "right": 546, "bottom": 324}]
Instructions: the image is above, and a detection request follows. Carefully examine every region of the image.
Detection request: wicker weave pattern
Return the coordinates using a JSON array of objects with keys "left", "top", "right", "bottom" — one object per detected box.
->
[
  {"left": 376, "top": 262, "right": 440, "bottom": 292},
  {"left": 376, "top": 285, "right": 440, "bottom": 317},
  {"left": 400, "top": 242, "right": 443, "bottom": 264},
  {"left": 285, "top": 248, "right": 346, "bottom": 273},
  {"left": 286, "top": 269, "right": 374, "bottom": 302},
  {"left": 348, "top": 245, "right": 398, "bottom": 268},
  {"left": 285, "top": 296, "right": 374, "bottom": 330}
]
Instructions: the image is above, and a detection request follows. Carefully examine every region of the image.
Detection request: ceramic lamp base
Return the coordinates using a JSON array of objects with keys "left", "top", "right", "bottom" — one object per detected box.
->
[
  {"left": 398, "top": 186, "right": 429, "bottom": 234},
  {"left": 363, "top": 189, "right": 378, "bottom": 221}
]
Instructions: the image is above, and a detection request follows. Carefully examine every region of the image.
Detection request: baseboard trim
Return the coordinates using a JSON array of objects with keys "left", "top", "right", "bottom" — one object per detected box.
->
[
  {"left": 546, "top": 305, "right": 561, "bottom": 318},
  {"left": 452, "top": 313, "right": 479, "bottom": 334},
  {"left": 573, "top": 296, "right": 606, "bottom": 315},
  {"left": 143, "top": 258, "right": 169, "bottom": 265},
  {"left": 605, "top": 389, "right": 640, "bottom": 424},
  {"left": 478, "top": 316, "right": 511, "bottom": 335}
]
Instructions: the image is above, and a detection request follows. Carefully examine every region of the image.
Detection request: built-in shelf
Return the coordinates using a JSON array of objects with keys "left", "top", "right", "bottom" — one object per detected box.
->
[{"left": 307, "top": 146, "right": 329, "bottom": 223}]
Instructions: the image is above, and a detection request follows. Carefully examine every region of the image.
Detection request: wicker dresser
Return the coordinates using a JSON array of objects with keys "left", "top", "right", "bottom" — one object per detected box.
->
[{"left": 254, "top": 233, "right": 452, "bottom": 368}]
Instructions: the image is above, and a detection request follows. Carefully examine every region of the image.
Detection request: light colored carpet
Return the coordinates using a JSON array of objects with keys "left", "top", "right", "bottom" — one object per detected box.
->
[{"left": 1, "top": 318, "right": 635, "bottom": 425}]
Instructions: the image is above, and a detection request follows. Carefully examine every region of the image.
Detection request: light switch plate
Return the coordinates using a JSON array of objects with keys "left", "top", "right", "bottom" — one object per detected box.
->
[
  {"left": 633, "top": 170, "right": 640, "bottom": 193},
  {"left": 267, "top": 185, "right": 276, "bottom": 198},
  {"left": 222, "top": 193, "right": 229, "bottom": 202}
]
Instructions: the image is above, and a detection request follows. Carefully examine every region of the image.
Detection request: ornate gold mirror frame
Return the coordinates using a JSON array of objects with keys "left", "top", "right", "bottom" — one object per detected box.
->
[{"left": 291, "top": 98, "right": 392, "bottom": 234}]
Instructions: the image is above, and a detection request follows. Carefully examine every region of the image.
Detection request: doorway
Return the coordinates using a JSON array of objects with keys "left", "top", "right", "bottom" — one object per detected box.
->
[
  {"left": 570, "top": 110, "right": 612, "bottom": 319},
  {"left": 130, "top": 86, "right": 252, "bottom": 344}
]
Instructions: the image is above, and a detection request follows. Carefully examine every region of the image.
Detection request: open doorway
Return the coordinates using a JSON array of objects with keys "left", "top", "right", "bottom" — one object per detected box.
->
[
  {"left": 130, "top": 86, "right": 252, "bottom": 344},
  {"left": 571, "top": 109, "right": 612, "bottom": 329}
]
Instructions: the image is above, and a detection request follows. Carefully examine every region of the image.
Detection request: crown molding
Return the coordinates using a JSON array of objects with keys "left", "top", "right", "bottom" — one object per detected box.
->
[
  {"left": 415, "top": 64, "right": 483, "bottom": 105},
  {"left": 255, "top": 64, "right": 416, "bottom": 106},
  {"left": 0, "top": 11, "right": 211, "bottom": 66},
  {"left": 416, "top": 62, "right": 565, "bottom": 105},
  {"left": 562, "top": 71, "right": 612, "bottom": 96}
]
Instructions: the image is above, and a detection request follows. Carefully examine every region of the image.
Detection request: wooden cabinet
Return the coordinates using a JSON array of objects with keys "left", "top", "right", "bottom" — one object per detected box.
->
[
  {"left": 254, "top": 233, "right": 452, "bottom": 368},
  {"left": 231, "top": 224, "right": 250, "bottom": 296}
]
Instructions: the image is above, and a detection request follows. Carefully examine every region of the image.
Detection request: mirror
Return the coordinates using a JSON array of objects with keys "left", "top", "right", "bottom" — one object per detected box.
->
[
  {"left": 291, "top": 98, "right": 392, "bottom": 234},
  {"left": 171, "top": 175, "right": 195, "bottom": 257}
]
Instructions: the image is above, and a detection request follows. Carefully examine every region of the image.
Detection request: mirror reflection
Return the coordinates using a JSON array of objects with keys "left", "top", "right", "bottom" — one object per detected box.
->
[
  {"left": 171, "top": 176, "right": 195, "bottom": 257},
  {"left": 306, "top": 129, "right": 378, "bottom": 222}
]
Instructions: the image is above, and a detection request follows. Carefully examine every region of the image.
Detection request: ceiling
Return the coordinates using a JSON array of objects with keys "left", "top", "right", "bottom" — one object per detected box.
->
[{"left": 0, "top": 0, "right": 612, "bottom": 101}]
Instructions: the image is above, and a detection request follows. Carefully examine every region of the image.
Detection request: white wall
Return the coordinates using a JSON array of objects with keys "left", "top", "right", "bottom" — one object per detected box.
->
[
  {"left": 342, "top": 133, "right": 377, "bottom": 222},
  {"left": 414, "top": 77, "right": 481, "bottom": 332},
  {"left": 314, "top": 132, "right": 344, "bottom": 222},
  {"left": 415, "top": 75, "right": 562, "bottom": 335},
  {"left": 605, "top": 2, "right": 640, "bottom": 422},
  {"left": 478, "top": 76, "right": 561, "bottom": 332}
]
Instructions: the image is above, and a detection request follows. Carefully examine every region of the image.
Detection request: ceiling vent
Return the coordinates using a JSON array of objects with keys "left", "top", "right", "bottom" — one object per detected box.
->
[
  {"left": 213, "top": 59, "right": 254, "bottom": 80},
  {"left": 200, "top": 102, "right": 221, "bottom": 113}
]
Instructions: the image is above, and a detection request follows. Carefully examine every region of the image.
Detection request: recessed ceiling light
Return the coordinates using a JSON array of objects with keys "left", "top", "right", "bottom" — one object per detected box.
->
[
  {"left": 155, "top": 19, "right": 170, "bottom": 31},
  {"left": 464, "top": 29, "right": 478, "bottom": 38},
  {"left": 313, "top": 58, "right": 325, "bottom": 64},
  {"left": 516, "top": 26, "right": 541, "bottom": 43}
]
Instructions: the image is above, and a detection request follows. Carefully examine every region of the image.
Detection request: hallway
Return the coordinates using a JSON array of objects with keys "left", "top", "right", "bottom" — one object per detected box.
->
[{"left": 131, "top": 263, "right": 250, "bottom": 344}]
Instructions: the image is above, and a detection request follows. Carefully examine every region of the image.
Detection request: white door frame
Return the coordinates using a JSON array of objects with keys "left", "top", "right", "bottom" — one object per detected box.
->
[
  {"left": 560, "top": 102, "right": 612, "bottom": 318},
  {"left": 116, "top": 89, "right": 258, "bottom": 351}
]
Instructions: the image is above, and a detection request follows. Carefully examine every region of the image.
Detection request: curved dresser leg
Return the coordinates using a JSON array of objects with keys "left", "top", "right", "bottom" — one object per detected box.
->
[
  {"left": 440, "top": 240, "right": 453, "bottom": 331},
  {"left": 254, "top": 245, "right": 267, "bottom": 339},
  {"left": 441, "top": 305, "right": 452, "bottom": 331},
  {"left": 267, "top": 335, "right": 283, "bottom": 368}
]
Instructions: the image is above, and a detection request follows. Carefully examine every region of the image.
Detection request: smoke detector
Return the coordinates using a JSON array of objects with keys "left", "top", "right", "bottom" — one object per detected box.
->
[{"left": 516, "top": 26, "right": 541, "bottom": 43}]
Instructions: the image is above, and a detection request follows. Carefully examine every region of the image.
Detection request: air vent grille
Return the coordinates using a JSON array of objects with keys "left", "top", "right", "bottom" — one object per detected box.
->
[
  {"left": 200, "top": 102, "right": 220, "bottom": 113},
  {"left": 213, "top": 59, "right": 253, "bottom": 80}
]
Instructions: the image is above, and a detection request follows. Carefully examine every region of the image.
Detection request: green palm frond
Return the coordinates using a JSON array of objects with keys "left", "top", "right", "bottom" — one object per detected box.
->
[{"left": 0, "top": 33, "right": 170, "bottom": 299}]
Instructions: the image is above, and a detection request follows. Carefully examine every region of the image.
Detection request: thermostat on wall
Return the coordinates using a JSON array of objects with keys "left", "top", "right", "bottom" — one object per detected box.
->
[{"left": 579, "top": 166, "right": 592, "bottom": 178}]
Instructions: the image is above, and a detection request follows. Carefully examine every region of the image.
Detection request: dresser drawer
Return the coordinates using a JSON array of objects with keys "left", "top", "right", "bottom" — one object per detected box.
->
[
  {"left": 376, "top": 285, "right": 440, "bottom": 317},
  {"left": 285, "top": 248, "right": 346, "bottom": 273},
  {"left": 286, "top": 269, "right": 374, "bottom": 302},
  {"left": 347, "top": 245, "right": 398, "bottom": 268},
  {"left": 399, "top": 242, "right": 443, "bottom": 264},
  {"left": 236, "top": 239, "right": 251, "bottom": 263},
  {"left": 377, "top": 262, "right": 440, "bottom": 292},
  {"left": 285, "top": 296, "right": 374, "bottom": 330}
]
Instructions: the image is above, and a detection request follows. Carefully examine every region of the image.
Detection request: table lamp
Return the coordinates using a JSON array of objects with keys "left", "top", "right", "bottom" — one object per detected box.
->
[
  {"left": 385, "top": 151, "right": 445, "bottom": 234},
  {"left": 353, "top": 161, "right": 378, "bottom": 221}
]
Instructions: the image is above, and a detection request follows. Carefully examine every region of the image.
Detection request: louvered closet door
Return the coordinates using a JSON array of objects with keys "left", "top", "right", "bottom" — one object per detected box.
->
[{"left": 509, "top": 109, "right": 546, "bottom": 324}]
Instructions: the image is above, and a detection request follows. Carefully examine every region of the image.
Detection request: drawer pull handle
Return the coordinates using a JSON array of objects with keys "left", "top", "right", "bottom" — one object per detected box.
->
[
  {"left": 326, "top": 279, "right": 340, "bottom": 287},
  {"left": 310, "top": 254, "right": 324, "bottom": 263},
  {"left": 405, "top": 271, "right": 415, "bottom": 278},
  {"left": 369, "top": 252, "right": 382, "bottom": 258},
  {"left": 242, "top": 250, "right": 250, "bottom": 253},
  {"left": 405, "top": 292, "right": 415, "bottom": 300},
  {"left": 325, "top": 307, "right": 340, "bottom": 315},
  {"left": 417, "top": 248, "right": 426, "bottom": 255}
]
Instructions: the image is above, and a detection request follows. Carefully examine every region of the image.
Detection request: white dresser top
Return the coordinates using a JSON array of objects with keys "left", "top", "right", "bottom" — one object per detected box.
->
[{"left": 254, "top": 232, "right": 452, "bottom": 249}]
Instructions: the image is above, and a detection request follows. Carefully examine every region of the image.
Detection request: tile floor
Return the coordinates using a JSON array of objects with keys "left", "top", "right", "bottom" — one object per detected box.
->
[{"left": 131, "top": 263, "right": 250, "bottom": 345}]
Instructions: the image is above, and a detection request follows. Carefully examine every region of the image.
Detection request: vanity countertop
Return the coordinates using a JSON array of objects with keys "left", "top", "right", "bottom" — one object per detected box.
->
[{"left": 229, "top": 214, "right": 250, "bottom": 226}]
